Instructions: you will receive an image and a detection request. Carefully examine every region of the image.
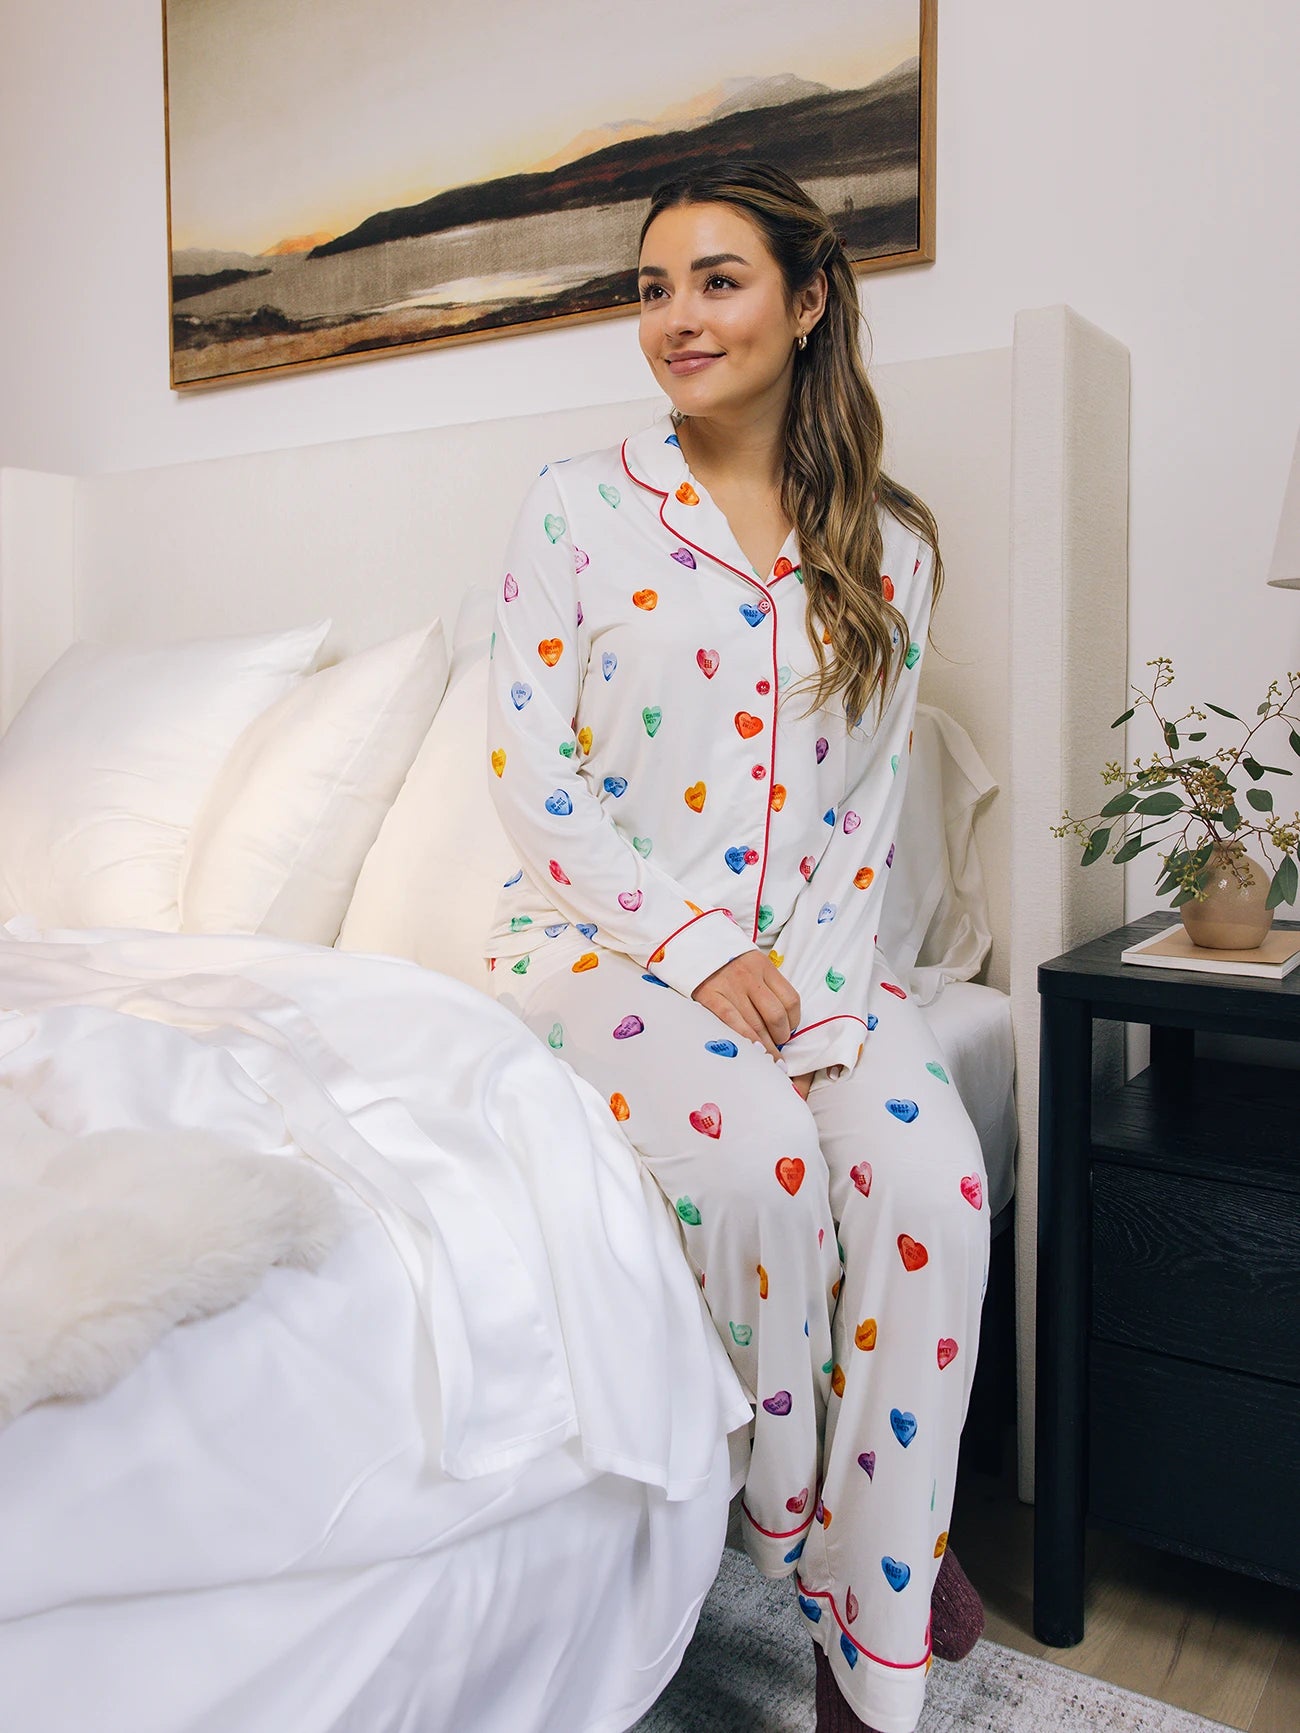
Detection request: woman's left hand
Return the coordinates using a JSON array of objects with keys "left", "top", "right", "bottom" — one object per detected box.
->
[{"left": 791, "top": 1072, "right": 815, "bottom": 1100}]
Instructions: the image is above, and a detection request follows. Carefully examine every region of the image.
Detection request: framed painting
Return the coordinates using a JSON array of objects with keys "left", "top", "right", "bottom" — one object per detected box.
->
[{"left": 163, "top": 0, "right": 936, "bottom": 390}]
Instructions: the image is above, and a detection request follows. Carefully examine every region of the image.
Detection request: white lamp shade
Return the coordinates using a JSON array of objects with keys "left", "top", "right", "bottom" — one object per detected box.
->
[{"left": 1268, "top": 427, "right": 1300, "bottom": 589}]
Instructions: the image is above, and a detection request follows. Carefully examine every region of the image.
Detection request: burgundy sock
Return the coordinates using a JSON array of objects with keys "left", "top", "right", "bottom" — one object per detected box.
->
[
  {"left": 813, "top": 1643, "right": 886, "bottom": 1733},
  {"left": 929, "top": 1545, "right": 985, "bottom": 1662}
]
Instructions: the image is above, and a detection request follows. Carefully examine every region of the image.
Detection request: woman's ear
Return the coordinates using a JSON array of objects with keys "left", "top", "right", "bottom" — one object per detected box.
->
[{"left": 796, "top": 269, "right": 829, "bottom": 339}]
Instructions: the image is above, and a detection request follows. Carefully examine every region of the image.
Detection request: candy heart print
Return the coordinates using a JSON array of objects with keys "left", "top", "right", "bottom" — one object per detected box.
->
[
  {"left": 617, "top": 889, "right": 643, "bottom": 912},
  {"left": 689, "top": 1103, "right": 722, "bottom": 1139}
]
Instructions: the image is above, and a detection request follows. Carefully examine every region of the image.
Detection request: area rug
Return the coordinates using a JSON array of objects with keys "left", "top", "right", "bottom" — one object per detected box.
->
[{"left": 631, "top": 1546, "right": 1234, "bottom": 1732}]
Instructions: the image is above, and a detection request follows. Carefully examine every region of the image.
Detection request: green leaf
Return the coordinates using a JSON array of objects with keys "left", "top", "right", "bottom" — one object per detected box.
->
[
  {"left": 1188, "top": 731, "right": 1207, "bottom": 741},
  {"left": 1135, "top": 792, "right": 1184, "bottom": 815},
  {"left": 1110, "top": 707, "right": 1135, "bottom": 728},
  {"left": 1258, "top": 703, "right": 1272, "bottom": 716},
  {"left": 1245, "top": 787, "right": 1274, "bottom": 812},
  {"left": 1291, "top": 727, "right": 1300, "bottom": 756},
  {"left": 1113, "top": 831, "right": 1161, "bottom": 864},
  {"left": 1242, "top": 756, "right": 1265, "bottom": 781},
  {"left": 1080, "top": 826, "right": 1111, "bottom": 866},
  {"left": 1164, "top": 722, "right": 1180, "bottom": 750},
  {"left": 1265, "top": 853, "right": 1298, "bottom": 909},
  {"left": 1205, "top": 702, "right": 1240, "bottom": 720},
  {"left": 1170, "top": 887, "right": 1197, "bottom": 907},
  {"left": 1100, "top": 791, "right": 1139, "bottom": 817},
  {"left": 1223, "top": 804, "right": 1242, "bottom": 832}
]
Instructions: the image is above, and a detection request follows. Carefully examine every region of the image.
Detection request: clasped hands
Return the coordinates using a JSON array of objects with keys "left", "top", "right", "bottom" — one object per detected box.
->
[{"left": 691, "top": 951, "right": 816, "bottom": 1100}]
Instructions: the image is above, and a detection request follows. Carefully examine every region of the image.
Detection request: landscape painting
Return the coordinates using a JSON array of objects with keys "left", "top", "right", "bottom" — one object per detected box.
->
[{"left": 162, "top": 0, "right": 935, "bottom": 389}]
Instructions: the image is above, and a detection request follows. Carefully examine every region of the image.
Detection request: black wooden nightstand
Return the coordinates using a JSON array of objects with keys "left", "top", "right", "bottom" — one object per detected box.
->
[{"left": 1033, "top": 911, "right": 1300, "bottom": 1647}]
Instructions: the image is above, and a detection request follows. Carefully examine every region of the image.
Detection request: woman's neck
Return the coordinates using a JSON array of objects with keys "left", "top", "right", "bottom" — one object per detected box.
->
[{"left": 676, "top": 404, "right": 787, "bottom": 494}]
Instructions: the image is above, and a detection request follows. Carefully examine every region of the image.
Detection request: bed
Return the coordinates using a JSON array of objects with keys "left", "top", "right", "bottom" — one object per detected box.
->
[{"left": 0, "top": 302, "right": 1130, "bottom": 1731}]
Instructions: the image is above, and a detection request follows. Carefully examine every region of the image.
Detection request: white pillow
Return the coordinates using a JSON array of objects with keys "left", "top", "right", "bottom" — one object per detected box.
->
[
  {"left": 337, "top": 651, "right": 514, "bottom": 989},
  {"left": 0, "top": 623, "right": 330, "bottom": 931},
  {"left": 180, "top": 623, "right": 449, "bottom": 945}
]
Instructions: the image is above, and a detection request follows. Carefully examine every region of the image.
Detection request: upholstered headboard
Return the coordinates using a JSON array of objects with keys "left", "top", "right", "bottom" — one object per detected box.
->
[{"left": 0, "top": 303, "right": 1130, "bottom": 1501}]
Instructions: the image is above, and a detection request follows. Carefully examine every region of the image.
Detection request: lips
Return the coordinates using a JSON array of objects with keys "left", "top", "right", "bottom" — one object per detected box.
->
[{"left": 665, "top": 351, "right": 722, "bottom": 374}]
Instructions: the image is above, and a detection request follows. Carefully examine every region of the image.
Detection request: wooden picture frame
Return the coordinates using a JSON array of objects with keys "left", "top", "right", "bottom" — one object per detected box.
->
[{"left": 163, "top": 0, "right": 936, "bottom": 391}]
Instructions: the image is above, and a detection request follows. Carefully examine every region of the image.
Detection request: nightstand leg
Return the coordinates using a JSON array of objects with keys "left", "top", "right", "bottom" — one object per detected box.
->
[{"left": 1033, "top": 994, "right": 1092, "bottom": 1645}]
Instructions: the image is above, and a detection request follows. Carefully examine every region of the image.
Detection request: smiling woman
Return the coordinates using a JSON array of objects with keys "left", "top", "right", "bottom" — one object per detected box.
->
[{"left": 481, "top": 162, "right": 989, "bottom": 1733}]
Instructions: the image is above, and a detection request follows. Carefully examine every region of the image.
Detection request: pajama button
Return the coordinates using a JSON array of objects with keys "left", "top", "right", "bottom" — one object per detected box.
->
[
  {"left": 756, "top": 679, "right": 771, "bottom": 695},
  {"left": 751, "top": 764, "right": 766, "bottom": 779}
]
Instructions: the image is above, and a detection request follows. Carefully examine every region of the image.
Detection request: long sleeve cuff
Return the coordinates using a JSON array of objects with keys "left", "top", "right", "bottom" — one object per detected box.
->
[
  {"left": 648, "top": 909, "right": 758, "bottom": 997},
  {"left": 779, "top": 1012, "right": 871, "bottom": 1081}
]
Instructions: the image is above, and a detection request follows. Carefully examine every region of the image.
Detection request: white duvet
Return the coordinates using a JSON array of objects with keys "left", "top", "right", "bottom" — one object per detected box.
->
[{"left": 0, "top": 923, "right": 750, "bottom": 1733}]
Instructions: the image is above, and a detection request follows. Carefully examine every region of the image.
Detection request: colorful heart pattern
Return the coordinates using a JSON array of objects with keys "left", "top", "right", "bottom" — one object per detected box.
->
[
  {"left": 890, "top": 1408, "right": 918, "bottom": 1447},
  {"left": 960, "top": 1174, "right": 984, "bottom": 1210},
  {"left": 775, "top": 1157, "right": 805, "bottom": 1195},
  {"left": 937, "top": 1337, "right": 959, "bottom": 1370},
  {"left": 689, "top": 1103, "right": 722, "bottom": 1139},
  {"left": 898, "top": 1234, "right": 929, "bottom": 1271},
  {"left": 850, "top": 1161, "right": 873, "bottom": 1198},
  {"left": 881, "top": 1556, "right": 911, "bottom": 1592},
  {"left": 612, "top": 1014, "right": 644, "bottom": 1039},
  {"left": 762, "top": 1390, "right": 793, "bottom": 1416},
  {"left": 684, "top": 781, "right": 707, "bottom": 813}
]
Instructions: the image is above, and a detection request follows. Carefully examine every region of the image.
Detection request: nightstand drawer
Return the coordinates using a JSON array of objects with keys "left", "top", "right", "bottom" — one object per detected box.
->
[
  {"left": 1091, "top": 1162, "right": 1300, "bottom": 1383},
  {"left": 1089, "top": 1340, "right": 1300, "bottom": 1586}
]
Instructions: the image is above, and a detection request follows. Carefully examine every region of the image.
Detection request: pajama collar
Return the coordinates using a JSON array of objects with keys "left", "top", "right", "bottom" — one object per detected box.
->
[{"left": 621, "top": 414, "right": 801, "bottom": 590}]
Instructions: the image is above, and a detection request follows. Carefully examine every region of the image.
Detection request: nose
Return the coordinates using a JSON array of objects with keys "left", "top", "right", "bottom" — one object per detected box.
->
[{"left": 664, "top": 298, "right": 701, "bottom": 341}]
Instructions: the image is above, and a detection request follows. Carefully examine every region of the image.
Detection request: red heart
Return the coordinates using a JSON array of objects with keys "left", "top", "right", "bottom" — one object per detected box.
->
[
  {"left": 773, "top": 556, "right": 795, "bottom": 580},
  {"left": 799, "top": 855, "right": 815, "bottom": 881},
  {"left": 845, "top": 1587, "right": 859, "bottom": 1624},
  {"left": 775, "top": 1156, "right": 805, "bottom": 1195},
  {"left": 548, "top": 859, "right": 570, "bottom": 885},
  {"left": 850, "top": 1161, "right": 873, "bottom": 1198},
  {"left": 898, "top": 1234, "right": 928, "bottom": 1271},
  {"left": 696, "top": 648, "right": 720, "bottom": 679},
  {"left": 937, "top": 1337, "right": 959, "bottom": 1370},
  {"left": 880, "top": 981, "right": 907, "bottom": 999},
  {"left": 689, "top": 1103, "right": 722, "bottom": 1139},
  {"left": 960, "top": 1174, "right": 983, "bottom": 1210},
  {"left": 786, "top": 1486, "right": 809, "bottom": 1514},
  {"left": 734, "top": 711, "right": 764, "bottom": 739}
]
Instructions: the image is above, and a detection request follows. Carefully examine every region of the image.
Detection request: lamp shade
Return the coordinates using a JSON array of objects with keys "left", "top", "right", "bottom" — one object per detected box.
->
[{"left": 1268, "top": 427, "right": 1300, "bottom": 589}]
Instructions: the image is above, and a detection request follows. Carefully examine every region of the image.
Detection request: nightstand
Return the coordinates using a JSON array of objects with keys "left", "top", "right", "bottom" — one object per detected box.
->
[{"left": 1033, "top": 911, "right": 1300, "bottom": 1647}]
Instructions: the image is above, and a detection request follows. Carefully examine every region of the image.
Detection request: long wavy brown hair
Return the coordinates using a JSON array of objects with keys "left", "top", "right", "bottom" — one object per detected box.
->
[{"left": 639, "top": 161, "right": 945, "bottom": 732}]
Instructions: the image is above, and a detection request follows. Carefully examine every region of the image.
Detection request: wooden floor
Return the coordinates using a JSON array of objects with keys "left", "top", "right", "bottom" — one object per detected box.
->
[{"left": 951, "top": 1430, "right": 1300, "bottom": 1731}]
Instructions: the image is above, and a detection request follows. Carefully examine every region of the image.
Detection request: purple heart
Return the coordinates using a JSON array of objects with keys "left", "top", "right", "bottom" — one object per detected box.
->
[
  {"left": 886, "top": 842, "right": 896, "bottom": 868},
  {"left": 612, "top": 1014, "right": 644, "bottom": 1040},
  {"left": 671, "top": 548, "right": 697, "bottom": 568},
  {"left": 815, "top": 737, "right": 829, "bottom": 764},
  {"left": 842, "top": 811, "right": 860, "bottom": 834},
  {"left": 762, "top": 1390, "right": 793, "bottom": 1416},
  {"left": 857, "top": 1450, "right": 876, "bottom": 1479}
]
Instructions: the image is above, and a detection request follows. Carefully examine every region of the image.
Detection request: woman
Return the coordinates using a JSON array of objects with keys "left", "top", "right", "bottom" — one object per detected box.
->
[{"left": 484, "top": 161, "right": 990, "bottom": 1733}]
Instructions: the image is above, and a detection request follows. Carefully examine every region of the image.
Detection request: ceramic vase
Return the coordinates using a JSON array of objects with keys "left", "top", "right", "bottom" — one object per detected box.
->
[{"left": 1178, "top": 842, "right": 1275, "bottom": 949}]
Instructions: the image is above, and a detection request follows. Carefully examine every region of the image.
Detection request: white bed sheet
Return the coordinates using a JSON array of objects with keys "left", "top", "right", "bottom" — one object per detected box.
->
[
  {"left": 920, "top": 981, "right": 1018, "bottom": 1219},
  {"left": 0, "top": 924, "right": 750, "bottom": 1733}
]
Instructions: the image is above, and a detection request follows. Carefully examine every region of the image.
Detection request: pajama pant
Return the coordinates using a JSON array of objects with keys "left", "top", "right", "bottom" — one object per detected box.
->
[{"left": 491, "top": 934, "right": 991, "bottom": 1733}]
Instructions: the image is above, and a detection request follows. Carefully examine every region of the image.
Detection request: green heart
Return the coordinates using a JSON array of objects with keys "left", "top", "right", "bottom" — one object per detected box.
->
[
  {"left": 548, "top": 1022, "right": 564, "bottom": 1050},
  {"left": 777, "top": 664, "right": 793, "bottom": 688},
  {"left": 757, "top": 904, "right": 775, "bottom": 932},
  {"left": 890, "top": 753, "right": 900, "bottom": 774},
  {"left": 509, "top": 915, "right": 533, "bottom": 932},
  {"left": 489, "top": 631, "right": 496, "bottom": 659},
  {"left": 676, "top": 1197, "right": 702, "bottom": 1226},
  {"left": 633, "top": 835, "right": 653, "bottom": 857},
  {"left": 559, "top": 740, "right": 576, "bottom": 758},
  {"left": 642, "top": 705, "right": 662, "bottom": 737},
  {"left": 825, "top": 967, "right": 846, "bottom": 993},
  {"left": 511, "top": 957, "right": 530, "bottom": 975},
  {"left": 543, "top": 513, "right": 566, "bottom": 542},
  {"left": 794, "top": 567, "right": 804, "bottom": 584},
  {"left": 729, "top": 1321, "right": 753, "bottom": 1347},
  {"left": 905, "top": 640, "right": 921, "bottom": 668},
  {"left": 821, "top": 1358, "right": 834, "bottom": 1375},
  {"left": 837, "top": 1239, "right": 846, "bottom": 1263},
  {"left": 598, "top": 483, "right": 621, "bottom": 507},
  {"left": 925, "top": 1060, "right": 950, "bottom": 1084}
]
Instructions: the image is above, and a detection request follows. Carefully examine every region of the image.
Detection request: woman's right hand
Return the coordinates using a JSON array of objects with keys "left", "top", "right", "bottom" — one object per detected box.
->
[{"left": 691, "top": 952, "right": 802, "bottom": 1063}]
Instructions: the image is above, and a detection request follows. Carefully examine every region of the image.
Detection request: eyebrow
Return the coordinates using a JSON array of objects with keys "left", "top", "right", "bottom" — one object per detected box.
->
[{"left": 637, "top": 252, "right": 750, "bottom": 278}]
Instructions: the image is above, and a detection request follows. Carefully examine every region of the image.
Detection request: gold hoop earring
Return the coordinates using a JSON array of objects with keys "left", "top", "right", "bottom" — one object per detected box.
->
[{"left": 796, "top": 332, "right": 808, "bottom": 351}]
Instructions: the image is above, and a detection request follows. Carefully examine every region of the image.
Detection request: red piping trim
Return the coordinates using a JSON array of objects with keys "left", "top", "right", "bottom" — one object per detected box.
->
[
  {"left": 653, "top": 907, "right": 732, "bottom": 956},
  {"left": 795, "top": 1577, "right": 933, "bottom": 1668},
  {"left": 786, "top": 1014, "right": 869, "bottom": 1044},
  {"left": 740, "top": 1500, "right": 816, "bottom": 1541}
]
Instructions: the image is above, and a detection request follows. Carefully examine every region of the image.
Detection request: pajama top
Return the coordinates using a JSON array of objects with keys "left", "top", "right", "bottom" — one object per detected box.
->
[{"left": 483, "top": 413, "right": 935, "bottom": 1081}]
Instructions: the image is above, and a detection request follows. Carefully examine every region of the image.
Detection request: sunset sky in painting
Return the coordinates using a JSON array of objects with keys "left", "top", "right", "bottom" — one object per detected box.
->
[{"left": 166, "top": 0, "right": 920, "bottom": 254}]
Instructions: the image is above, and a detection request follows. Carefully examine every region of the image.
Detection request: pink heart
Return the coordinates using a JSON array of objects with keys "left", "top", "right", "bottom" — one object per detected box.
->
[
  {"left": 617, "top": 889, "right": 643, "bottom": 911},
  {"left": 689, "top": 1103, "right": 722, "bottom": 1139},
  {"left": 846, "top": 1587, "right": 860, "bottom": 1623},
  {"left": 937, "top": 1337, "right": 959, "bottom": 1370},
  {"left": 613, "top": 1015, "right": 644, "bottom": 1040},
  {"left": 762, "top": 1390, "right": 793, "bottom": 1416},
  {"left": 799, "top": 855, "right": 815, "bottom": 881},
  {"left": 842, "top": 811, "right": 860, "bottom": 834},
  {"left": 850, "top": 1161, "right": 873, "bottom": 1198},
  {"left": 503, "top": 572, "right": 518, "bottom": 601},
  {"left": 548, "top": 859, "right": 570, "bottom": 885},
  {"left": 697, "top": 648, "right": 720, "bottom": 679},
  {"left": 573, "top": 547, "right": 589, "bottom": 574},
  {"left": 960, "top": 1174, "right": 983, "bottom": 1210},
  {"left": 786, "top": 1487, "right": 809, "bottom": 1514},
  {"left": 672, "top": 548, "right": 697, "bottom": 568}
]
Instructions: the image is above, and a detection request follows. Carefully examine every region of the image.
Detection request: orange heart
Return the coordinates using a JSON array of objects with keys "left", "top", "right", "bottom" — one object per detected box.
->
[
  {"left": 775, "top": 1156, "right": 805, "bottom": 1195},
  {"left": 934, "top": 1530, "right": 948, "bottom": 1558},
  {"left": 490, "top": 748, "right": 506, "bottom": 777},
  {"left": 770, "top": 783, "right": 787, "bottom": 812},
  {"left": 830, "top": 1364, "right": 845, "bottom": 1397},
  {"left": 830, "top": 1274, "right": 840, "bottom": 1299},
  {"left": 649, "top": 945, "right": 665, "bottom": 964},
  {"left": 773, "top": 556, "right": 794, "bottom": 579},
  {"left": 538, "top": 637, "right": 563, "bottom": 666},
  {"left": 855, "top": 1318, "right": 878, "bottom": 1351},
  {"left": 685, "top": 899, "right": 703, "bottom": 915},
  {"left": 822, "top": 627, "right": 832, "bottom": 645},
  {"left": 632, "top": 589, "right": 658, "bottom": 610},
  {"left": 572, "top": 952, "right": 599, "bottom": 973},
  {"left": 882, "top": 573, "right": 895, "bottom": 602},
  {"left": 577, "top": 726, "right": 593, "bottom": 754},
  {"left": 684, "top": 781, "right": 706, "bottom": 813},
  {"left": 821, "top": 1505, "right": 833, "bottom": 1529},
  {"left": 757, "top": 1263, "right": 769, "bottom": 1299},
  {"left": 898, "top": 1234, "right": 929, "bottom": 1271},
  {"left": 676, "top": 482, "right": 699, "bottom": 505},
  {"left": 609, "top": 1092, "right": 630, "bottom": 1122},
  {"left": 853, "top": 866, "right": 875, "bottom": 890},
  {"left": 734, "top": 711, "right": 764, "bottom": 739}
]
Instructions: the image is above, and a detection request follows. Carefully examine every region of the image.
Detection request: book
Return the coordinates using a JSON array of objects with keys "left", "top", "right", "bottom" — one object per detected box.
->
[{"left": 1120, "top": 921, "right": 1300, "bottom": 980}]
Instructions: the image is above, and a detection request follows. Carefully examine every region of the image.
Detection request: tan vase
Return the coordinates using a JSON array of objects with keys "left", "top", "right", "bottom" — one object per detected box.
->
[{"left": 1179, "top": 842, "right": 1275, "bottom": 949}]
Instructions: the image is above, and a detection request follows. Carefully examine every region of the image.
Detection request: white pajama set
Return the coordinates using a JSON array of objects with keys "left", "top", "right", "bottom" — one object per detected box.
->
[{"left": 482, "top": 414, "right": 991, "bottom": 1733}]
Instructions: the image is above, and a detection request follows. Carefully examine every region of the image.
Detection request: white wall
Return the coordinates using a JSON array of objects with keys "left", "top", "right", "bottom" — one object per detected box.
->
[{"left": 2, "top": 0, "right": 1299, "bottom": 947}]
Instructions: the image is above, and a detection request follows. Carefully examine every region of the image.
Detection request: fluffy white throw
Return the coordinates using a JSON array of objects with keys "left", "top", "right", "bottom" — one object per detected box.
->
[{"left": 0, "top": 1085, "right": 343, "bottom": 1428}]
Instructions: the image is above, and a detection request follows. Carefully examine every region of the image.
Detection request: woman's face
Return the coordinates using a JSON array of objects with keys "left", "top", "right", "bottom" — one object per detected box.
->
[{"left": 637, "top": 201, "right": 819, "bottom": 424}]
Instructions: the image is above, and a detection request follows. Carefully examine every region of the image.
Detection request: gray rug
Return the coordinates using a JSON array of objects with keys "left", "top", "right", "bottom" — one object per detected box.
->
[{"left": 631, "top": 1547, "right": 1234, "bottom": 1732}]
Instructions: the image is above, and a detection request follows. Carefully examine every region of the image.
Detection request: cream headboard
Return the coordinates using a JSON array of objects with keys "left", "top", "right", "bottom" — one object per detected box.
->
[{"left": 0, "top": 303, "right": 1130, "bottom": 1501}]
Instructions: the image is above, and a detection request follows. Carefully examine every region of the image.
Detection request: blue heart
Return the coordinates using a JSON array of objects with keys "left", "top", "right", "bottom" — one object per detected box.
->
[
  {"left": 724, "top": 846, "right": 748, "bottom": 874},
  {"left": 545, "top": 790, "right": 573, "bottom": 816},
  {"left": 886, "top": 1098, "right": 919, "bottom": 1123},
  {"left": 642, "top": 972, "right": 670, "bottom": 987},
  {"left": 866, "top": 1014, "right": 879, "bottom": 1032},
  {"left": 824, "top": 808, "right": 836, "bottom": 826},
  {"left": 881, "top": 1556, "right": 911, "bottom": 1593},
  {"left": 797, "top": 1595, "right": 822, "bottom": 1623},
  {"left": 784, "top": 1538, "right": 806, "bottom": 1564},
  {"left": 665, "top": 433, "right": 680, "bottom": 448},
  {"left": 890, "top": 1408, "right": 917, "bottom": 1447},
  {"left": 603, "top": 776, "right": 628, "bottom": 797},
  {"left": 839, "top": 1634, "right": 858, "bottom": 1667},
  {"left": 503, "top": 869, "right": 523, "bottom": 888},
  {"left": 705, "top": 1039, "right": 739, "bottom": 1057},
  {"left": 576, "top": 922, "right": 598, "bottom": 939},
  {"left": 817, "top": 903, "right": 836, "bottom": 924},
  {"left": 544, "top": 922, "right": 569, "bottom": 938},
  {"left": 511, "top": 682, "right": 532, "bottom": 710},
  {"left": 739, "top": 602, "right": 765, "bottom": 627},
  {"left": 602, "top": 651, "right": 617, "bottom": 680}
]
